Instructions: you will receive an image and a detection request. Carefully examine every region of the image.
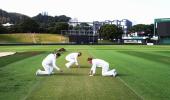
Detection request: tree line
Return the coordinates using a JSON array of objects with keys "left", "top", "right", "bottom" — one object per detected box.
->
[
  {"left": 0, "top": 14, "right": 71, "bottom": 34},
  {"left": 0, "top": 9, "right": 154, "bottom": 40},
  {"left": 98, "top": 24, "right": 154, "bottom": 40},
  {"left": 0, "top": 9, "right": 71, "bottom": 34}
]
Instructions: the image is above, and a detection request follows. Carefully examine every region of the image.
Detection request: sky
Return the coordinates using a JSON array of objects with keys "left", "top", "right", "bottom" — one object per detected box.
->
[{"left": 0, "top": 0, "right": 170, "bottom": 25}]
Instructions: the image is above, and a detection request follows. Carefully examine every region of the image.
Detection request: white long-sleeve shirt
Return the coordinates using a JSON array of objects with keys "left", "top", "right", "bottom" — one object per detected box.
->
[
  {"left": 65, "top": 53, "right": 79, "bottom": 63},
  {"left": 91, "top": 59, "right": 109, "bottom": 74},
  {"left": 42, "top": 53, "right": 60, "bottom": 71}
]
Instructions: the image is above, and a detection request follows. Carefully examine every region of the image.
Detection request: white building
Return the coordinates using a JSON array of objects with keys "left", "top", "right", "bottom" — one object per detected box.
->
[
  {"left": 2, "top": 23, "right": 13, "bottom": 27},
  {"left": 93, "top": 19, "right": 132, "bottom": 35},
  {"left": 69, "top": 18, "right": 78, "bottom": 27}
]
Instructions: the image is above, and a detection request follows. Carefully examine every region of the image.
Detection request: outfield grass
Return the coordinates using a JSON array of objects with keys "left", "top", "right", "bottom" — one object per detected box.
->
[{"left": 0, "top": 45, "right": 170, "bottom": 100}]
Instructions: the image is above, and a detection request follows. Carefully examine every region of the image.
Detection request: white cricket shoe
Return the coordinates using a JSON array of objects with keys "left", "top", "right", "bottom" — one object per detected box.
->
[
  {"left": 113, "top": 71, "right": 117, "bottom": 77},
  {"left": 112, "top": 69, "right": 116, "bottom": 73},
  {"left": 36, "top": 69, "right": 40, "bottom": 76},
  {"left": 65, "top": 63, "right": 70, "bottom": 68}
]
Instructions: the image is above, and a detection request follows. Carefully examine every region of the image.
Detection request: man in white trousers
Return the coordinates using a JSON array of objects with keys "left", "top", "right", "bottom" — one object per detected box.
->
[
  {"left": 87, "top": 57, "right": 117, "bottom": 77},
  {"left": 65, "top": 52, "right": 82, "bottom": 68},
  {"left": 36, "top": 52, "right": 62, "bottom": 75}
]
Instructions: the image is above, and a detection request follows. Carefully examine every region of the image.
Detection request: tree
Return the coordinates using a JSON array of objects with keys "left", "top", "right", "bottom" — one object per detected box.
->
[
  {"left": 129, "top": 24, "right": 154, "bottom": 36},
  {"left": 147, "top": 24, "right": 154, "bottom": 36},
  {"left": 56, "top": 15, "right": 71, "bottom": 22},
  {"left": 20, "top": 18, "right": 39, "bottom": 33},
  {"left": 0, "top": 25, "right": 8, "bottom": 33},
  {"left": 99, "top": 24, "right": 123, "bottom": 40},
  {"left": 49, "top": 22, "right": 69, "bottom": 34},
  {"left": 33, "top": 14, "right": 71, "bottom": 33},
  {"left": 129, "top": 24, "right": 146, "bottom": 33},
  {"left": 8, "top": 24, "right": 22, "bottom": 33},
  {"left": 73, "top": 23, "right": 92, "bottom": 30}
]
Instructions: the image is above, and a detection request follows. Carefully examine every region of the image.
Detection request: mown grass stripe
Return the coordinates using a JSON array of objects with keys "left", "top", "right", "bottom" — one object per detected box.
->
[
  {"left": 87, "top": 49, "right": 143, "bottom": 100},
  {"left": 0, "top": 52, "right": 44, "bottom": 68},
  {"left": 118, "top": 77, "right": 144, "bottom": 100},
  {"left": 0, "top": 53, "right": 47, "bottom": 100},
  {"left": 118, "top": 51, "right": 170, "bottom": 66},
  {"left": 25, "top": 50, "right": 140, "bottom": 100},
  {"left": 1, "top": 45, "right": 170, "bottom": 100},
  {"left": 88, "top": 49, "right": 170, "bottom": 100},
  {"left": 22, "top": 79, "right": 42, "bottom": 100},
  {"left": 110, "top": 50, "right": 170, "bottom": 100}
]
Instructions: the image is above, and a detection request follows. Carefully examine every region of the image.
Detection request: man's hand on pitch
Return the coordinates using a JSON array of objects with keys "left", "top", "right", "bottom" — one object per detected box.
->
[
  {"left": 75, "top": 62, "right": 78, "bottom": 66},
  {"left": 89, "top": 74, "right": 93, "bottom": 76}
]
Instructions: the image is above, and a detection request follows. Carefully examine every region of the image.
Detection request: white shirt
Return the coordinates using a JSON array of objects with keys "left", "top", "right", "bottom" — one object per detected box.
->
[
  {"left": 65, "top": 53, "right": 79, "bottom": 63},
  {"left": 91, "top": 59, "right": 109, "bottom": 74},
  {"left": 42, "top": 53, "right": 60, "bottom": 71}
]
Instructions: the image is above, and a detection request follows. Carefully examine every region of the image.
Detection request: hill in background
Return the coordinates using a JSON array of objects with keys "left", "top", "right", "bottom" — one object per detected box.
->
[
  {"left": 0, "top": 9, "right": 71, "bottom": 25},
  {"left": 0, "top": 9, "right": 71, "bottom": 34},
  {"left": 0, "top": 9, "right": 29, "bottom": 24}
]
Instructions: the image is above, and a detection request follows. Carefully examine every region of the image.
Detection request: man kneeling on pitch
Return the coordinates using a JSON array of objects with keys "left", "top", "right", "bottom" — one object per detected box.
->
[
  {"left": 87, "top": 57, "right": 117, "bottom": 77},
  {"left": 36, "top": 52, "right": 63, "bottom": 75},
  {"left": 65, "top": 52, "right": 82, "bottom": 68}
]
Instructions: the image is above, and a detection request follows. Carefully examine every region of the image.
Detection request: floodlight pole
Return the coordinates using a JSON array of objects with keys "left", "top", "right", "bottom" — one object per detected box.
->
[{"left": 154, "top": 19, "right": 156, "bottom": 36}]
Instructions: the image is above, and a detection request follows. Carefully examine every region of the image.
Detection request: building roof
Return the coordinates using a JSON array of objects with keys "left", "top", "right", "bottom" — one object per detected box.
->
[{"left": 155, "top": 18, "right": 170, "bottom": 23}]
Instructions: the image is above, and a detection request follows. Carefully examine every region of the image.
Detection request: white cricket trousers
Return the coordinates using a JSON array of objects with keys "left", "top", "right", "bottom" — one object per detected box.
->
[
  {"left": 65, "top": 57, "right": 76, "bottom": 68},
  {"left": 38, "top": 63, "right": 53, "bottom": 75},
  {"left": 102, "top": 64, "right": 115, "bottom": 76}
]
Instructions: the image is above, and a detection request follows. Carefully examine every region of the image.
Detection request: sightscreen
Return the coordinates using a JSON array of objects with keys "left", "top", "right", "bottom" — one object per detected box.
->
[{"left": 157, "top": 22, "right": 170, "bottom": 36}]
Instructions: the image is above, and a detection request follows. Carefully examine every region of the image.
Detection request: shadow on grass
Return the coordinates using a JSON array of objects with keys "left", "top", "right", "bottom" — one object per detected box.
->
[
  {"left": 70, "top": 66, "right": 90, "bottom": 69},
  {"left": 56, "top": 72, "right": 86, "bottom": 76},
  {"left": 80, "top": 66, "right": 90, "bottom": 68},
  {"left": 117, "top": 73, "right": 128, "bottom": 77},
  {"left": 86, "top": 73, "right": 128, "bottom": 77},
  {"left": 69, "top": 66, "right": 90, "bottom": 69},
  {"left": 36, "top": 72, "right": 87, "bottom": 77},
  {"left": 36, "top": 73, "right": 128, "bottom": 78}
]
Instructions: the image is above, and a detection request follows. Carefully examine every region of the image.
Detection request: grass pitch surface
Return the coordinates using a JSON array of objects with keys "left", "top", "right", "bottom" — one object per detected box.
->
[{"left": 0, "top": 45, "right": 170, "bottom": 100}]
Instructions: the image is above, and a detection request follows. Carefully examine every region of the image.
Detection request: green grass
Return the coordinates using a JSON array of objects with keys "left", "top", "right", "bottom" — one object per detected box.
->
[
  {"left": 89, "top": 49, "right": 170, "bottom": 100},
  {"left": 0, "top": 52, "right": 46, "bottom": 100},
  {"left": 26, "top": 50, "right": 139, "bottom": 100},
  {"left": 98, "top": 40, "right": 113, "bottom": 43},
  {"left": 0, "top": 52, "right": 44, "bottom": 68},
  {"left": 0, "top": 45, "right": 170, "bottom": 100}
]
